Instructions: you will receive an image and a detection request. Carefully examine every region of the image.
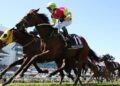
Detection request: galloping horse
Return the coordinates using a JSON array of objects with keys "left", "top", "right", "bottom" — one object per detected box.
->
[
  {"left": 100, "top": 54, "right": 120, "bottom": 81},
  {"left": 15, "top": 8, "right": 90, "bottom": 85},
  {"left": 0, "top": 28, "right": 76, "bottom": 86},
  {"left": 87, "top": 59, "right": 110, "bottom": 82},
  {"left": 0, "top": 28, "right": 52, "bottom": 85}
]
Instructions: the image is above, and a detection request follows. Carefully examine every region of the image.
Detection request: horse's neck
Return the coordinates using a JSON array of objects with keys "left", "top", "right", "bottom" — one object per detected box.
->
[
  {"left": 36, "top": 25, "right": 53, "bottom": 39},
  {"left": 22, "top": 37, "right": 42, "bottom": 54},
  {"left": 15, "top": 34, "right": 35, "bottom": 47},
  {"left": 17, "top": 39, "right": 31, "bottom": 46}
]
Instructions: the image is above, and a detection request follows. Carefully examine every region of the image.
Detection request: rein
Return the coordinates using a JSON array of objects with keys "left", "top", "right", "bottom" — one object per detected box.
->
[
  {"left": 23, "top": 38, "right": 37, "bottom": 48},
  {"left": 37, "top": 23, "right": 51, "bottom": 26}
]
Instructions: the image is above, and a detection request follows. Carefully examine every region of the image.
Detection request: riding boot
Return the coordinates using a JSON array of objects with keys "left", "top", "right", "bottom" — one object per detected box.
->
[
  {"left": 62, "top": 27, "right": 71, "bottom": 47},
  {"left": 62, "top": 27, "right": 69, "bottom": 38}
]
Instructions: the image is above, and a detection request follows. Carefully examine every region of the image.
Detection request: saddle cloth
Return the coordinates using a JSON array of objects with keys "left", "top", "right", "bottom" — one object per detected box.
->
[
  {"left": 68, "top": 34, "right": 83, "bottom": 48},
  {"left": 111, "top": 62, "right": 119, "bottom": 69}
]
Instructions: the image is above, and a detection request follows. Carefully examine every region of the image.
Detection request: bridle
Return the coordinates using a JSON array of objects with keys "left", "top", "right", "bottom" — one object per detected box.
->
[
  {"left": 13, "top": 29, "right": 38, "bottom": 48},
  {"left": 21, "top": 12, "right": 43, "bottom": 28}
]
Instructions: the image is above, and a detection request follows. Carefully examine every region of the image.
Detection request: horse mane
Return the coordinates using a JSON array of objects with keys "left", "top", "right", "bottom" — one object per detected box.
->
[{"left": 38, "top": 13, "right": 50, "bottom": 23}]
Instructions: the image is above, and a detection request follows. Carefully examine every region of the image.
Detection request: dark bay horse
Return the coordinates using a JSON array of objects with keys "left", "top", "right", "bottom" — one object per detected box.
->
[
  {"left": 0, "top": 28, "right": 52, "bottom": 85},
  {"left": 0, "top": 29, "right": 82, "bottom": 85},
  {"left": 87, "top": 59, "right": 110, "bottom": 82},
  {"left": 0, "top": 28, "right": 75, "bottom": 86},
  {"left": 100, "top": 54, "right": 120, "bottom": 81},
  {"left": 15, "top": 8, "right": 90, "bottom": 85}
]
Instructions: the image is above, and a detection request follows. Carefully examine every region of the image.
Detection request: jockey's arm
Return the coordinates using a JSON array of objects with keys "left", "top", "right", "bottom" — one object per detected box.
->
[
  {"left": 63, "top": 8, "right": 72, "bottom": 20},
  {"left": 51, "top": 17, "right": 56, "bottom": 25}
]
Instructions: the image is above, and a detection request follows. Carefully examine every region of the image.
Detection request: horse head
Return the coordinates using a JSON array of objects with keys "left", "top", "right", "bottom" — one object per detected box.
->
[
  {"left": 16, "top": 8, "right": 50, "bottom": 30},
  {"left": 15, "top": 8, "right": 55, "bottom": 39},
  {"left": 0, "top": 28, "right": 36, "bottom": 49},
  {"left": 0, "top": 28, "right": 15, "bottom": 49}
]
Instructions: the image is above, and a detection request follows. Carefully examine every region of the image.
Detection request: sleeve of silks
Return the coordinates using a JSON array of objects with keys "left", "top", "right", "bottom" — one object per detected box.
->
[
  {"left": 51, "top": 15, "right": 56, "bottom": 25},
  {"left": 63, "top": 8, "right": 72, "bottom": 20}
]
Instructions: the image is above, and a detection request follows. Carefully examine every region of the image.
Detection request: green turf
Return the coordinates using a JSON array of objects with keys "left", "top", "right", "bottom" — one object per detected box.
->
[{"left": 7, "top": 82, "right": 120, "bottom": 86}]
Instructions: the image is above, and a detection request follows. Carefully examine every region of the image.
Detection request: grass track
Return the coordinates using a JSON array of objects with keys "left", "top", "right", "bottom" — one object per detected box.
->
[{"left": 7, "top": 82, "right": 120, "bottom": 86}]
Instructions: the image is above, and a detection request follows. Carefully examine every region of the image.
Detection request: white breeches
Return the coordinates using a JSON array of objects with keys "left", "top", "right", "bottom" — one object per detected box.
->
[{"left": 54, "top": 20, "right": 72, "bottom": 30}]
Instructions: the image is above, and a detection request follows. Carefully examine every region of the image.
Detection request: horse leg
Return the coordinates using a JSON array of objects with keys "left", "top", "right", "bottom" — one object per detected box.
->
[
  {"left": 65, "top": 68, "right": 74, "bottom": 81},
  {"left": 20, "top": 63, "right": 49, "bottom": 77},
  {"left": 19, "top": 50, "right": 50, "bottom": 78},
  {"left": 74, "top": 68, "right": 82, "bottom": 86},
  {"left": 74, "top": 58, "right": 87, "bottom": 85},
  {"left": 2, "top": 57, "right": 31, "bottom": 86},
  {"left": 59, "top": 71, "right": 65, "bottom": 85},
  {"left": 48, "top": 58, "right": 66, "bottom": 85},
  {"left": 0, "top": 59, "right": 23, "bottom": 79},
  {"left": 33, "top": 63, "right": 49, "bottom": 73},
  {"left": 49, "top": 58, "right": 65, "bottom": 77},
  {"left": 82, "top": 65, "right": 88, "bottom": 81},
  {"left": 73, "top": 68, "right": 82, "bottom": 84}
]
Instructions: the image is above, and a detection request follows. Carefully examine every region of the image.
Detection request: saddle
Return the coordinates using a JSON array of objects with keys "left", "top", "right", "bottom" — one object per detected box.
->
[
  {"left": 59, "top": 33, "right": 83, "bottom": 48},
  {"left": 52, "top": 29, "right": 83, "bottom": 48}
]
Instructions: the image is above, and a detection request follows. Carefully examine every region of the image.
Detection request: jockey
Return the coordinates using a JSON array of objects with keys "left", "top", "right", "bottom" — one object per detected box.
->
[{"left": 46, "top": 2, "right": 72, "bottom": 37}]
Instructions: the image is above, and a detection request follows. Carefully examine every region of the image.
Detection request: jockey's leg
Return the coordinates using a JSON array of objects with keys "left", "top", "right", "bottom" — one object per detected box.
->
[
  {"left": 62, "top": 26, "right": 68, "bottom": 37},
  {"left": 55, "top": 20, "right": 71, "bottom": 33}
]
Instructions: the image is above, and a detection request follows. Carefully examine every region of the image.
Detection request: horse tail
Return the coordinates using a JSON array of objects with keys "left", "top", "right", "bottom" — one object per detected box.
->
[{"left": 88, "top": 48, "right": 100, "bottom": 62}]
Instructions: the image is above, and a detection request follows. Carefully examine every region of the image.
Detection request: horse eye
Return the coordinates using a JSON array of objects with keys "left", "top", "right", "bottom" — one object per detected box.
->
[{"left": 3, "top": 34, "right": 7, "bottom": 38}]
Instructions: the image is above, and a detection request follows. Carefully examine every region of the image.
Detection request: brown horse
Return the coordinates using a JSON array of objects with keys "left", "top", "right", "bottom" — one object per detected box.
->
[
  {"left": 100, "top": 54, "right": 120, "bottom": 81},
  {"left": 0, "top": 28, "right": 55, "bottom": 85},
  {"left": 0, "top": 30, "right": 80, "bottom": 85},
  {"left": 15, "top": 8, "right": 90, "bottom": 85},
  {"left": 87, "top": 59, "right": 110, "bottom": 82},
  {"left": 0, "top": 29, "right": 80, "bottom": 85},
  {"left": 47, "top": 47, "right": 101, "bottom": 84}
]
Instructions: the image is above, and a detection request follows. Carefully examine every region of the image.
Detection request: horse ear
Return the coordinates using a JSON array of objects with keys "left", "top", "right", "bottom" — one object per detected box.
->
[{"left": 35, "top": 8, "right": 40, "bottom": 13}]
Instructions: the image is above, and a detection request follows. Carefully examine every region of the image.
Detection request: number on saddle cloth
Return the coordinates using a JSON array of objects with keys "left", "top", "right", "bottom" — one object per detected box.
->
[{"left": 68, "top": 34, "right": 83, "bottom": 48}]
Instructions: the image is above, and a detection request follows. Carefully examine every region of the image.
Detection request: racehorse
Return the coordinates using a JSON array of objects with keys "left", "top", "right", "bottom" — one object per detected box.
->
[
  {"left": 15, "top": 8, "right": 90, "bottom": 85},
  {"left": 87, "top": 59, "right": 110, "bottom": 82},
  {"left": 0, "top": 28, "right": 77, "bottom": 85},
  {"left": 0, "top": 28, "right": 52, "bottom": 85},
  {"left": 0, "top": 30, "right": 83, "bottom": 85},
  {"left": 100, "top": 54, "right": 120, "bottom": 81}
]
